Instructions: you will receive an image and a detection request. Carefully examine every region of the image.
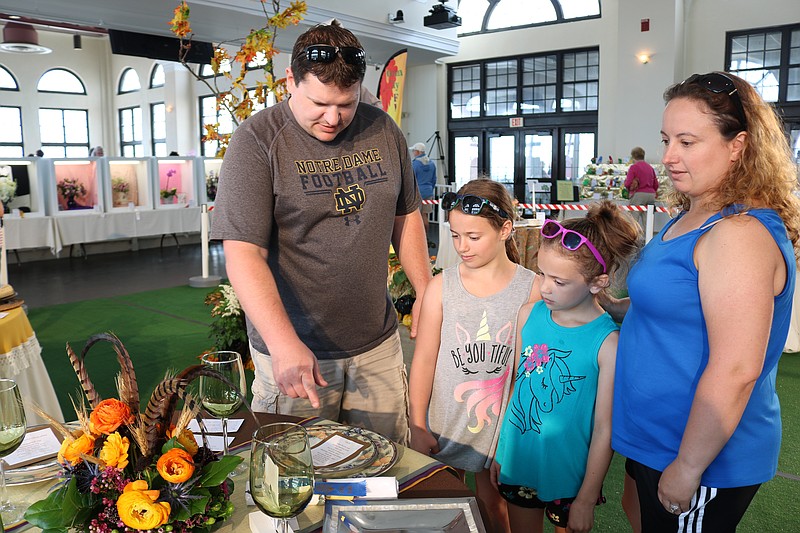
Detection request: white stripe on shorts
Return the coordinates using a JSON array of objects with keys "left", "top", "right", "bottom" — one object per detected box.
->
[{"left": 678, "top": 485, "right": 718, "bottom": 533}]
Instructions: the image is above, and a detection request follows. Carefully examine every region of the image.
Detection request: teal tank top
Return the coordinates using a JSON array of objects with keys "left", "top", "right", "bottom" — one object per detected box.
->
[{"left": 495, "top": 300, "right": 618, "bottom": 501}]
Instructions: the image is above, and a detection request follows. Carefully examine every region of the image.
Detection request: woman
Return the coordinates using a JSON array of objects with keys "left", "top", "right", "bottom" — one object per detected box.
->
[{"left": 611, "top": 71, "right": 800, "bottom": 531}]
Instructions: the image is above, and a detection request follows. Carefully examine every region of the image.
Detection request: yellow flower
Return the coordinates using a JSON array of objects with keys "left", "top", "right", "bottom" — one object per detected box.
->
[
  {"left": 166, "top": 425, "right": 199, "bottom": 456},
  {"left": 117, "top": 480, "right": 171, "bottom": 530},
  {"left": 57, "top": 432, "right": 96, "bottom": 466},
  {"left": 156, "top": 447, "right": 195, "bottom": 483},
  {"left": 90, "top": 398, "right": 134, "bottom": 435},
  {"left": 98, "top": 432, "right": 130, "bottom": 469}
]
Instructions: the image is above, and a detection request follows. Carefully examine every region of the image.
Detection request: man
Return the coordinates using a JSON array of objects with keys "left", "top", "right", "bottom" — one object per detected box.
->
[
  {"left": 210, "top": 21, "right": 431, "bottom": 445},
  {"left": 410, "top": 142, "right": 437, "bottom": 244}
]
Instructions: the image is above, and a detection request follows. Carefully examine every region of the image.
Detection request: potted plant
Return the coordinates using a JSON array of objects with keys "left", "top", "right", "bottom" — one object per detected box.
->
[
  {"left": 57, "top": 177, "right": 87, "bottom": 209},
  {"left": 160, "top": 169, "right": 178, "bottom": 204}
]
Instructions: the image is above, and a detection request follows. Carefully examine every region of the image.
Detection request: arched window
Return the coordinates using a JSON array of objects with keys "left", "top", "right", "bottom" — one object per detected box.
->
[
  {"left": 0, "top": 65, "right": 19, "bottom": 91},
  {"left": 37, "top": 68, "right": 86, "bottom": 94},
  {"left": 118, "top": 68, "right": 141, "bottom": 94},
  {"left": 150, "top": 64, "right": 165, "bottom": 88},
  {"left": 458, "top": 0, "right": 601, "bottom": 35}
]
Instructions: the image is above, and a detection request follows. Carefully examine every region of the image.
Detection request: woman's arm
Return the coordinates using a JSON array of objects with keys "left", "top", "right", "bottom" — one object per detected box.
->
[
  {"left": 567, "top": 331, "right": 618, "bottom": 533},
  {"left": 657, "top": 215, "right": 785, "bottom": 511},
  {"left": 408, "top": 274, "right": 444, "bottom": 455}
]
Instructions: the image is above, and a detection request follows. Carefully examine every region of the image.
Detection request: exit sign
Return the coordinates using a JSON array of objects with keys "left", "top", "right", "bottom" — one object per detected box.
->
[{"left": 509, "top": 117, "right": 523, "bottom": 127}]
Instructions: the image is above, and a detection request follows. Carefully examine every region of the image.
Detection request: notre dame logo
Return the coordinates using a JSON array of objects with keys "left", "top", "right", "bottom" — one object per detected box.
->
[{"left": 334, "top": 184, "right": 366, "bottom": 215}]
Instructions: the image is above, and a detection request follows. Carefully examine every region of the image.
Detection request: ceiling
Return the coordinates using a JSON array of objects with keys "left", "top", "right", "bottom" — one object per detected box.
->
[{"left": 0, "top": 0, "right": 460, "bottom": 67}]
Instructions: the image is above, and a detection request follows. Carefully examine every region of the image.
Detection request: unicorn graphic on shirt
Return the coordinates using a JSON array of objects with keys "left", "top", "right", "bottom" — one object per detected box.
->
[
  {"left": 452, "top": 310, "right": 514, "bottom": 433},
  {"left": 508, "top": 344, "right": 586, "bottom": 434}
]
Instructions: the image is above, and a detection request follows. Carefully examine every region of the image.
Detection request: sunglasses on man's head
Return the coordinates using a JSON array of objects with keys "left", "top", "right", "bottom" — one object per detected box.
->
[
  {"left": 683, "top": 72, "right": 748, "bottom": 132},
  {"left": 540, "top": 219, "right": 607, "bottom": 273},
  {"left": 441, "top": 192, "right": 509, "bottom": 219},
  {"left": 303, "top": 44, "right": 366, "bottom": 67}
]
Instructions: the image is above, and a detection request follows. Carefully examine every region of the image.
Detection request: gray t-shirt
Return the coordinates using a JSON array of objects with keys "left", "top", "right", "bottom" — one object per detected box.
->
[
  {"left": 429, "top": 264, "right": 536, "bottom": 472},
  {"left": 211, "top": 99, "right": 420, "bottom": 359}
]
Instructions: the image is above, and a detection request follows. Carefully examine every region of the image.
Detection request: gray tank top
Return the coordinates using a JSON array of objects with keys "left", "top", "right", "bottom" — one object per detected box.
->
[{"left": 428, "top": 263, "right": 536, "bottom": 471}]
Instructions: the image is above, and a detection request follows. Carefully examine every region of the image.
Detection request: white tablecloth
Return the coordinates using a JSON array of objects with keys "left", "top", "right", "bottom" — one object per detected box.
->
[{"left": 2, "top": 216, "right": 61, "bottom": 253}]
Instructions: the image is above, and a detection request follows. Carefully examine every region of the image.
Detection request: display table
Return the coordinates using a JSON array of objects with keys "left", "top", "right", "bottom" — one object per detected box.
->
[
  {"left": 9, "top": 413, "right": 476, "bottom": 533},
  {"left": 0, "top": 307, "right": 64, "bottom": 426},
  {"left": 2, "top": 217, "right": 61, "bottom": 254}
]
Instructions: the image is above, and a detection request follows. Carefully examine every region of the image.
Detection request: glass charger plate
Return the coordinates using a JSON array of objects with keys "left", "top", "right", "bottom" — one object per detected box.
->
[
  {"left": 323, "top": 497, "right": 486, "bottom": 533},
  {"left": 307, "top": 424, "right": 396, "bottom": 479},
  {"left": 6, "top": 423, "right": 68, "bottom": 486}
]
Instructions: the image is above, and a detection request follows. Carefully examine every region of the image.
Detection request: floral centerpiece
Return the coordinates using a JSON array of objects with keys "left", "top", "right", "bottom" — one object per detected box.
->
[
  {"left": 205, "top": 170, "right": 219, "bottom": 201},
  {"left": 24, "top": 333, "right": 245, "bottom": 533},
  {"left": 205, "top": 282, "right": 250, "bottom": 370},
  {"left": 0, "top": 166, "right": 17, "bottom": 210}
]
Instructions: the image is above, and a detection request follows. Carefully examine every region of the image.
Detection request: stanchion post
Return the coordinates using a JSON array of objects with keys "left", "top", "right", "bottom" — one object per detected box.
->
[
  {"left": 189, "top": 204, "right": 222, "bottom": 288},
  {"left": 645, "top": 204, "right": 655, "bottom": 244}
]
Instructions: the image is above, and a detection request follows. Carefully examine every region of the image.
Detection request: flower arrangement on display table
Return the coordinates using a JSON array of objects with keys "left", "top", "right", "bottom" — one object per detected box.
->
[
  {"left": 205, "top": 170, "right": 219, "bottom": 201},
  {"left": 57, "top": 178, "right": 87, "bottom": 200},
  {"left": 161, "top": 169, "right": 178, "bottom": 201},
  {"left": 112, "top": 178, "right": 131, "bottom": 195},
  {"left": 387, "top": 251, "right": 441, "bottom": 328},
  {"left": 24, "top": 333, "right": 246, "bottom": 533},
  {"left": 205, "top": 282, "right": 250, "bottom": 370},
  {"left": 0, "top": 166, "right": 17, "bottom": 209}
]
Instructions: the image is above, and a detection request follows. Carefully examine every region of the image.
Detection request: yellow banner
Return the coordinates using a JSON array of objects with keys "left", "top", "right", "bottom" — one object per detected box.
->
[{"left": 377, "top": 49, "right": 407, "bottom": 127}]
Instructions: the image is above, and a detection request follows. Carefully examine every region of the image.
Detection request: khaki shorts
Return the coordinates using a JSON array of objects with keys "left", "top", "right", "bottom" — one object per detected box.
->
[{"left": 249, "top": 330, "right": 410, "bottom": 445}]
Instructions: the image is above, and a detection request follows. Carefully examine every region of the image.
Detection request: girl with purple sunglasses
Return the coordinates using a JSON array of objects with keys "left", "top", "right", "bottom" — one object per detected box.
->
[{"left": 491, "top": 201, "right": 641, "bottom": 533}]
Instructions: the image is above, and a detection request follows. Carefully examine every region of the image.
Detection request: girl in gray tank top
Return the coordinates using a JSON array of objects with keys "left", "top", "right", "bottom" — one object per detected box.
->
[{"left": 409, "top": 179, "right": 538, "bottom": 532}]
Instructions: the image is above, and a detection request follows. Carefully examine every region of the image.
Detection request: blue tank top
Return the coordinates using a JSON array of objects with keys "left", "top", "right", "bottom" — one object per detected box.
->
[
  {"left": 495, "top": 301, "right": 618, "bottom": 501},
  {"left": 612, "top": 208, "right": 796, "bottom": 487}
]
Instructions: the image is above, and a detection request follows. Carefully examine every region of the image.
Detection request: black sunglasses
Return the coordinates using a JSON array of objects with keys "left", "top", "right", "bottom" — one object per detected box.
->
[
  {"left": 441, "top": 192, "right": 509, "bottom": 219},
  {"left": 303, "top": 44, "right": 366, "bottom": 67},
  {"left": 684, "top": 72, "right": 748, "bottom": 132}
]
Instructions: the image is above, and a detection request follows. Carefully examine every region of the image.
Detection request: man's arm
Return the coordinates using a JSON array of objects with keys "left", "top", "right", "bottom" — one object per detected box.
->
[
  {"left": 391, "top": 210, "right": 432, "bottom": 338},
  {"left": 223, "top": 240, "right": 327, "bottom": 407}
]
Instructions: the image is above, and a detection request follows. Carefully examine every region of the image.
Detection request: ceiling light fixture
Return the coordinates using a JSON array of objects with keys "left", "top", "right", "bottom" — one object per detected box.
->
[{"left": 0, "top": 22, "right": 52, "bottom": 54}]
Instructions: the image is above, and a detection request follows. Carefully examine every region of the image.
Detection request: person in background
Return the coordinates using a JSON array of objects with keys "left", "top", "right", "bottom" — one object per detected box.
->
[
  {"left": 611, "top": 71, "right": 800, "bottom": 531},
  {"left": 411, "top": 141, "right": 437, "bottom": 246},
  {"left": 89, "top": 146, "right": 104, "bottom": 157},
  {"left": 210, "top": 20, "right": 431, "bottom": 444},
  {"left": 624, "top": 147, "right": 659, "bottom": 223},
  {"left": 410, "top": 178, "right": 539, "bottom": 533},
  {"left": 35, "top": 149, "right": 44, "bottom": 157},
  {"left": 492, "top": 202, "right": 641, "bottom": 533}
]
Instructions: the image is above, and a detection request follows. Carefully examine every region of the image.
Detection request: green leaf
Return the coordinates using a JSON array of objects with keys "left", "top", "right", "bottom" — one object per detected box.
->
[
  {"left": 63, "top": 477, "right": 95, "bottom": 527},
  {"left": 23, "top": 488, "right": 68, "bottom": 530},
  {"left": 196, "top": 456, "right": 243, "bottom": 487},
  {"left": 162, "top": 436, "right": 181, "bottom": 454},
  {"left": 188, "top": 489, "right": 211, "bottom": 516}
]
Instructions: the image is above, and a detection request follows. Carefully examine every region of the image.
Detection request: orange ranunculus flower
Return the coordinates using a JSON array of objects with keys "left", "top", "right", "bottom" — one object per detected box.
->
[
  {"left": 98, "top": 432, "right": 130, "bottom": 469},
  {"left": 156, "top": 447, "right": 195, "bottom": 483},
  {"left": 57, "top": 432, "right": 96, "bottom": 466},
  {"left": 117, "top": 480, "right": 171, "bottom": 530},
  {"left": 166, "top": 425, "right": 199, "bottom": 456},
  {"left": 89, "top": 398, "right": 134, "bottom": 435}
]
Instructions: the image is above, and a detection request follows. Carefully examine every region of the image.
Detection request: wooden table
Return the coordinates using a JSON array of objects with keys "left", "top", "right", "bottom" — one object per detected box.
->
[{"left": 9, "top": 413, "right": 478, "bottom": 533}]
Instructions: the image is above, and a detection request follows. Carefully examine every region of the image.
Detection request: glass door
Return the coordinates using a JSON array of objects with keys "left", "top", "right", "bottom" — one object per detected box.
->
[
  {"left": 523, "top": 131, "right": 554, "bottom": 205},
  {"left": 488, "top": 133, "right": 516, "bottom": 199},
  {"left": 452, "top": 133, "right": 480, "bottom": 191}
]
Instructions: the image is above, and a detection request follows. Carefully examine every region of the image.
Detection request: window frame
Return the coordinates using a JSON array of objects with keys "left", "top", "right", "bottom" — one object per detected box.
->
[
  {"left": 118, "top": 67, "right": 141, "bottom": 94},
  {"left": 37, "top": 68, "right": 87, "bottom": 95},
  {"left": 38, "top": 107, "right": 90, "bottom": 157},
  {"left": 0, "top": 105, "right": 24, "bottom": 157},
  {"left": 150, "top": 102, "right": 167, "bottom": 156},
  {"left": 150, "top": 64, "right": 165, "bottom": 88},
  {"left": 118, "top": 105, "right": 143, "bottom": 157},
  {"left": 0, "top": 65, "right": 19, "bottom": 91}
]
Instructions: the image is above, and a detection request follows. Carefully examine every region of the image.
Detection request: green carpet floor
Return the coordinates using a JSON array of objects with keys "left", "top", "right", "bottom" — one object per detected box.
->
[{"left": 28, "top": 287, "right": 800, "bottom": 531}]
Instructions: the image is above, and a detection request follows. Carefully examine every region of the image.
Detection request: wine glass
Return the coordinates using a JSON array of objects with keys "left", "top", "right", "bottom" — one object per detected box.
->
[
  {"left": 250, "top": 423, "right": 314, "bottom": 533},
  {"left": 200, "top": 351, "right": 247, "bottom": 476},
  {"left": 0, "top": 379, "right": 26, "bottom": 525}
]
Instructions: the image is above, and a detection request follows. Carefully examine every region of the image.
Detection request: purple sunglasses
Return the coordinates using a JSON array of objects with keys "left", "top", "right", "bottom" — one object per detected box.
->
[{"left": 541, "top": 219, "right": 607, "bottom": 273}]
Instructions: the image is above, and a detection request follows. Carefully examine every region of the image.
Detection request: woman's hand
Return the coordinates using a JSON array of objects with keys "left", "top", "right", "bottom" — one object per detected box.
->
[{"left": 657, "top": 459, "right": 701, "bottom": 516}]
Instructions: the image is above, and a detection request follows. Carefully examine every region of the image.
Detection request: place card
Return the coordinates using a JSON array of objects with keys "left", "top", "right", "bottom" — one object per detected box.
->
[
  {"left": 187, "top": 418, "right": 244, "bottom": 434},
  {"left": 310, "top": 433, "right": 368, "bottom": 468},
  {"left": 5, "top": 427, "right": 62, "bottom": 468},
  {"left": 193, "top": 434, "right": 235, "bottom": 452}
]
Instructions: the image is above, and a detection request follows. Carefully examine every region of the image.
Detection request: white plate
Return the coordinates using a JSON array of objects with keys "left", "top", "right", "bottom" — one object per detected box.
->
[{"left": 306, "top": 424, "right": 397, "bottom": 479}]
